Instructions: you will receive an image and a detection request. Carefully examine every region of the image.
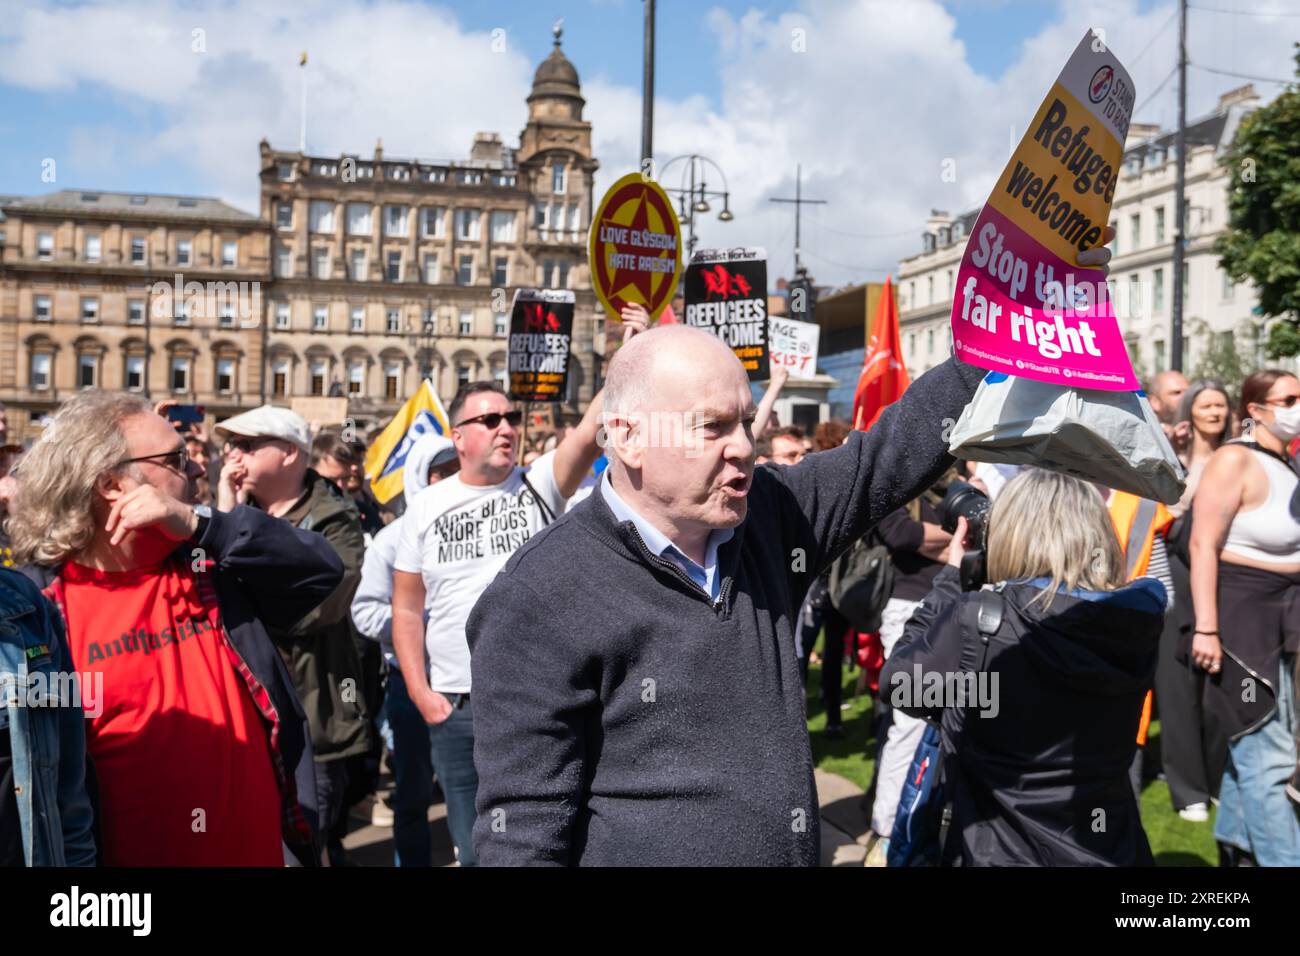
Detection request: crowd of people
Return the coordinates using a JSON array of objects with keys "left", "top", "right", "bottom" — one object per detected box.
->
[{"left": 1, "top": 274, "right": 1299, "bottom": 866}]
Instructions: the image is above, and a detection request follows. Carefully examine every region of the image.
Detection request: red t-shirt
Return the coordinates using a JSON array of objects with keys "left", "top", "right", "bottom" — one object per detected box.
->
[{"left": 60, "top": 557, "right": 283, "bottom": 866}]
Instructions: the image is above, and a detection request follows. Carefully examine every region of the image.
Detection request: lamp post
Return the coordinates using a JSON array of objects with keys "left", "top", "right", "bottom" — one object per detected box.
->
[
  {"left": 658, "top": 154, "right": 735, "bottom": 262},
  {"left": 408, "top": 295, "right": 437, "bottom": 386}
]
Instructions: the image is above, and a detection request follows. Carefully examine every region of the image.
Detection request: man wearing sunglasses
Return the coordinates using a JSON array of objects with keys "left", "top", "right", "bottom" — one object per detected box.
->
[
  {"left": 7, "top": 391, "right": 344, "bottom": 866},
  {"left": 390, "top": 304, "right": 648, "bottom": 866},
  {"left": 214, "top": 404, "right": 374, "bottom": 865}
]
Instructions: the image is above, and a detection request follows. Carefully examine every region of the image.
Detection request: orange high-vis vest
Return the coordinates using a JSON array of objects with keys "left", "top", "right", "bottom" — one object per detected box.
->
[{"left": 1108, "top": 492, "right": 1173, "bottom": 747}]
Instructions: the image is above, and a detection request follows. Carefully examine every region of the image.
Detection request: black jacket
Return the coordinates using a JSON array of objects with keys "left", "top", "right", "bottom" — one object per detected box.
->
[
  {"left": 466, "top": 356, "right": 985, "bottom": 866},
  {"left": 882, "top": 566, "right": 1165, "bottom": 867}
]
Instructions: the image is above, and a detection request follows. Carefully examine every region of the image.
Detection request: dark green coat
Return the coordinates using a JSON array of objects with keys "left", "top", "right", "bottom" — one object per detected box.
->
[{"left": 267, "top": 470, "right": 374, "bottom": 762}]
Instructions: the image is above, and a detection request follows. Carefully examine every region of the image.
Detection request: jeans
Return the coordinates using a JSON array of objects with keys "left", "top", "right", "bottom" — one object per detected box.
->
[
  {"left": 428, "top": 693, "right": 479, "bottom": 867},
  {"left": 386, "top": 667, "right": 436, "bottom": 867},
  {"left": 312, "top": 757, "right": 348, "bottom": 864},
  {"left": 1214, "top": 653, "right": 1300, "bottom": 866}
]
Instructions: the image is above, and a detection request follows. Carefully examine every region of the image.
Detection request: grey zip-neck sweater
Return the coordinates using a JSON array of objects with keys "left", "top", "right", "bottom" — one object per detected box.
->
[{"left": 467, "top": 356, "right": 986, "bottom": 865}]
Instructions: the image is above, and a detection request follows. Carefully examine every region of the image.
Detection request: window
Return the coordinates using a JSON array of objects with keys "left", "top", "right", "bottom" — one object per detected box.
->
[
  {"left": 1154, "top": 340, "right": 1166, "bottom": 372},
  {"left": 276, "top": 248, "right": 292, "bottom": 278},
  {"left": 170, "top": 356, "right": 190, "bottom": 393},
  {"left": 541, "top": 259, "right": 554, "bottom": 286},
  {"left": 385, "top": 362, "right": 401, "bottom": 400},
  {"left": 1108, "top": 221, "right": 1119, "bottom": 256},
  {"left": 173, "top": 297, "right": 191, "bottom": 325},
  {"left": 423, "top": 254, "right": 439, "bottom": 284},
  {"left": 386, "top": 251, "right": 402, "bottom": 282},
  {"left": 216, "top": 357, "right": 235, "bottom": 393},
  {"left": 384, "top": 205, "right": 409, "bottom": 237},
  {"left": 77, "top": 354, "right": 97, "bottom": 388},
  {"left": 222, "top": 240, "right": 237, "bottom": 268},
  {"left": 927, "top": 328, "right": 935, "bottom": 355},
  {"left": 350, "top": 307, "right": 364, "bottom": 332},
  {"left": 557, "top": 261, "right": 570, "bottom": 289},
  {"left": 351, "top": 248, "right": 367, "bottom": 281},
  {"left": 1129, "top": 213, "right": 1140, "bottom": 251},
  {"left": 310, "top": 360, "right": 327, "bottom": 396},
  {"left": 389, "top": 165, "right": 410, "bottom": 181},
  {"left": 84, "top": 234, "right": 101, "bottom": 261},
  {"left": 457, "top": 254, "right": 473, "bottom": 285},
  {"left": 125, "top": 355, "right": 145, "bottom": 391},
  {"left": 309, "top": 201, "right": 336, "bottom": 233},
  {"left": 567, "top": 203, "right": 579, "bottom": 234},
  {"left": 534, "top": 203, "right": 546, "bottom": 229},
  {"left": 493, "top": 256, "right": 508, "bottom": 287},
  {"left": 459, "top": 311, "right": 473, "bottom": 336},
  {"left": 454, "top": 209, "right": 480, "bottom": 241},
  {"left": 1155, "top": 207, "right": 1165, "bottom": 245},
  {"left": 34, "top": 295, "right": 51, "bottom": 321},
  {"left": 176, "top": 239, "right": 191, "bottom": 266},
  {"left": 346, "top": 203, "right": 372, "bottom": 235},
  {"left": 552, "top": 162, "right": 567, "bottom": 194},
  {"left": 549, "top": 202, "right": 562, "bottom": 234},
  {"left": 1153, "top": 268, "right": 1165, "bottom": 312},
  {"left": 31, "top": 352, "right": 51, "bottom": 390},
  {"left": 907, "top": 333, "right": 916, "bottom": 357},
  {"left": 421, "top": 207, "right": 445, "bottom": 238},
  {"left": 277, "top": 162, "right": 295, "bottom": 181},
  {"left": 127, "top": 298, "right": 144, "bottom": 325},
  {"left": 37, "top": 232, "right": 53, "bottom": 260},
  {"left": 219, "top": 302, "right": 235, "bottom": 328},
  {"left": 1182, "top": 263, "right": 1191, "bottom": 300},
  {"left": 460, "top": 169, "right": 482, "bottom": 186},
  {"left": 1128, "top": 274, "right": 1142, "bottom": 318},
  {"left": 494, "top": 313, "right": 507, "bottom": 337},
  {"left": 386, "top": 309, "right": 401, "bottom": 333},
  {"left": 81, "top": 297, "right": 99, "bottom": 323},
  {"left": 927, "top": 276, "right": 934, "bottom": 305},
  {"left": 276, "top": 201, "right": 293, "bottom": 229},
  {"left": 347, "top": 360, "right": 364, "bottom": 396},
  {"left": 313, "top": 306, "right": 328, "bottom": 331},
  {"left": 272, "top": 359, "right": 289, "bottom": 398},
  {"left": 490, "top": 211, "right": 516, "bottom": 243},
  {"left": 456, "top": 364, "right": 471, "bottom": 389},
  {"left": 131, "top": 237, "right": 146, "bottom": 263},
  {"left": 1222, "top": 270, "right": 1235, "bottom": 300},
  {"left": 276, "top": 303, "right": 290, "bottom": 329},
  {"left": 313, "top": 248, "right": 330, "bottom": 280}
]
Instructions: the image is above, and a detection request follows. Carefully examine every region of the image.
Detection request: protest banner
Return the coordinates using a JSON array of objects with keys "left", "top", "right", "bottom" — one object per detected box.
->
[
  {"left": 950, "top": 30, "right": 1138, "bottom": 390},
  {"left": 588, "top": 172, "right": 682, "bottom": 323},
  {"left": 290, "top": 397, "right": 349, "bottom": 426},
  {"left": 768, "top": 315, "right": 820, "bottom": 378},
  {"left": 507, "top": 289, "right": 575, "bottom": 403},
  {"left": 683, "top": 247, "right": 770, "bottom": 381}
]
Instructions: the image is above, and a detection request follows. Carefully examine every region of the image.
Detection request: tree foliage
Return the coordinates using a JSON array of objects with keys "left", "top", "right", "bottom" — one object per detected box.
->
[{"left": 1215, "top": 45, "right": 1300, "bottom": 358}]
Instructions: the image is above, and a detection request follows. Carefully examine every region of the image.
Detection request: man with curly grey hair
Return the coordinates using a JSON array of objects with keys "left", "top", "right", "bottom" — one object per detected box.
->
[{"left": 8, "top": 390, "right": 344, "bottom": 866}]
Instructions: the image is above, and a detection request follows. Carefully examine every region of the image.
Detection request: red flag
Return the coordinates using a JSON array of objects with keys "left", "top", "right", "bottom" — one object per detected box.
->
[
  {"left": 852, "top": 275, "right": 910, "bottom": 431},
  {"left": 656, "top": 301, "right": 678, "bottom": 325}
]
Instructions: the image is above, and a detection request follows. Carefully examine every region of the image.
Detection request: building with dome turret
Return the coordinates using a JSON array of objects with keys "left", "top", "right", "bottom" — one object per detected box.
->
[{"left": 0, "top": 29, "right": 602, "bottom": 441}]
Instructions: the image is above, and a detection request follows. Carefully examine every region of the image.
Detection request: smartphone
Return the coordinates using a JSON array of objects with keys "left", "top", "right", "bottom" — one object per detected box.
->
[{"left": 166, "top": 404, "right": 205, "bottom": 427}]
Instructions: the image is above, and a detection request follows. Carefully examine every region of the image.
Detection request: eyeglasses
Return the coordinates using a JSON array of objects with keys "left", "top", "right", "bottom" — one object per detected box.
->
[
  {"left": 223, "top": 436, "right": 286, "bottom": 455},
  {"left": 119, "top": 446, "right": 189, "bottom": 474},
  {"left": 453, "top": 410, "right": 522, "bottom": 430}
]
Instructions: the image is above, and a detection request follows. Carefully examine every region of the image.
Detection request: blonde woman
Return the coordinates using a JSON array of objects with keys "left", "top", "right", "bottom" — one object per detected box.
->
[{"left": 881, "top": 469, "right": 1165, "bottom": 866}]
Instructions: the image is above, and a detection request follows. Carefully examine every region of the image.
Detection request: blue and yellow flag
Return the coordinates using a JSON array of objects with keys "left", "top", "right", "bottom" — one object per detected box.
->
[{"left": 364, "top": 379, "right": 451, "bottom": 504}]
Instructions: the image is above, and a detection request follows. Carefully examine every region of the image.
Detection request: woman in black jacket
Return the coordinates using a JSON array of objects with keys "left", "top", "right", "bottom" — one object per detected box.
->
[{"left": 881, "top": 469, "right": 1166, "bottom": 866}]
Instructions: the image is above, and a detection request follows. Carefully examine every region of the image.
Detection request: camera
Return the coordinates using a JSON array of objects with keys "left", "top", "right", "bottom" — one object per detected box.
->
[{"left": 936, "top": 480, "right": 992, "bottom": 591}]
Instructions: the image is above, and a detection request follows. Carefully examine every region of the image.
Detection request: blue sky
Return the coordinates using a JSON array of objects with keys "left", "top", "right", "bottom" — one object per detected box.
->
[{"left": 1, "top": 0, "right": 1294, "bottom": 284}]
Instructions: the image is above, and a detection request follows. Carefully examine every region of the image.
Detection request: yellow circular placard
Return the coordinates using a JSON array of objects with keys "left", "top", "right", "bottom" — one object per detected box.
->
[{"left": 587, "top": 172, "right": 683, "bottom": 322}]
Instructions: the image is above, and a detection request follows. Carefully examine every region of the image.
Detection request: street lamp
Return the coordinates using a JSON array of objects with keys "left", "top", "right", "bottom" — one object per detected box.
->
[
  {"left": 658, "top": 154, "right": 734, "bottom": 261},
  {"left": 407, "top": 295, "right": 437, "bottom": 385}
]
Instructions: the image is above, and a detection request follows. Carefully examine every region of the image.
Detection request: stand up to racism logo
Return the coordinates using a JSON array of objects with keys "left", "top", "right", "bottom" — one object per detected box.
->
[{"left": 588, "top": 172, "right": 683, "bottom": 323}]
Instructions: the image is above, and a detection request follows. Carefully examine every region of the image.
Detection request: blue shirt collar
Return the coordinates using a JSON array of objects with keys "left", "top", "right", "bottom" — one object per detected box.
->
[{"left": 601, "top": 470, "right": 734, "bottom": 600}]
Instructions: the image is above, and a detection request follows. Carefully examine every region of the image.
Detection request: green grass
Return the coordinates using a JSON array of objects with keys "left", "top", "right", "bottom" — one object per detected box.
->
[{"left": 805, "top": 650, "right": 1219, "bottom": 866}]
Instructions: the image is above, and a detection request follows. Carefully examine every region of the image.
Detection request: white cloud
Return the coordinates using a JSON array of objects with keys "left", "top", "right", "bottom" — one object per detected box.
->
[{"left": 0, "top": 0, "right": 1293, "bottom": 287}]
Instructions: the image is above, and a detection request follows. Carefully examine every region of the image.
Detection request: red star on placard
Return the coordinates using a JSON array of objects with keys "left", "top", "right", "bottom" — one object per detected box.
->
[{"left": 600, "top": 188, "right": 663, "bottom": 308}]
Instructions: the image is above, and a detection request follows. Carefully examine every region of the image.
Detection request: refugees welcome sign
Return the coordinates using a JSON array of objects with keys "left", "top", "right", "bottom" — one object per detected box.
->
[{"left": 951, "top": 30, "right": 1138, "bottom": 390}]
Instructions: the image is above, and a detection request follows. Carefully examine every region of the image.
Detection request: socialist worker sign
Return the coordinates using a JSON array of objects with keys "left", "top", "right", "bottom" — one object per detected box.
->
[
  {"left": 588, "top": 172, "right": 683, "bottom": 323},
  {"left": 683, "top": 247, "right": 770, "bottom": 381}
]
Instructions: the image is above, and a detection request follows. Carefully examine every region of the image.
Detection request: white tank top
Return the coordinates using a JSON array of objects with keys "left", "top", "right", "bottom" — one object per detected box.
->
[{"left": 1221, "top": 443, "right": 1300, "bottom": 565}]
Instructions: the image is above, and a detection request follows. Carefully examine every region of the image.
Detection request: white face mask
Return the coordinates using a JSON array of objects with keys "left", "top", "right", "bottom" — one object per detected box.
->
[{"left": 1262, "top": 402, "right": 1300, "bottom": 441}]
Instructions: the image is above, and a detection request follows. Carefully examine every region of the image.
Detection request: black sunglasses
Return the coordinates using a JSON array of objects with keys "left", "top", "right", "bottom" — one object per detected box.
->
[
  {"left": 454, "top": 410, "right": 523, "bottom": 430},
  {"left": 119, "top": 446, "right": 189, "bottom": 474}
]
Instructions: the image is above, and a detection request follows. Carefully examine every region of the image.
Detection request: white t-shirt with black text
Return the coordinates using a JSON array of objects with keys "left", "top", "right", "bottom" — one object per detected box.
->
[{"left": 393, "top": 451, "right": 566, "bottom": 693}]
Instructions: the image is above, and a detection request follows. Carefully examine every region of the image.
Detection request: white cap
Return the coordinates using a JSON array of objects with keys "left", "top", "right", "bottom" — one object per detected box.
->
[{"left": 214, "top": 404, "right": 311, "bottom": 453}]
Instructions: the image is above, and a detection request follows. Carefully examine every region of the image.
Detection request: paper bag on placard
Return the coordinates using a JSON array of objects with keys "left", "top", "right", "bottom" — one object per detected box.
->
[{"left": 947, "top": 372, "right": 1186, "bottom": 504}]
